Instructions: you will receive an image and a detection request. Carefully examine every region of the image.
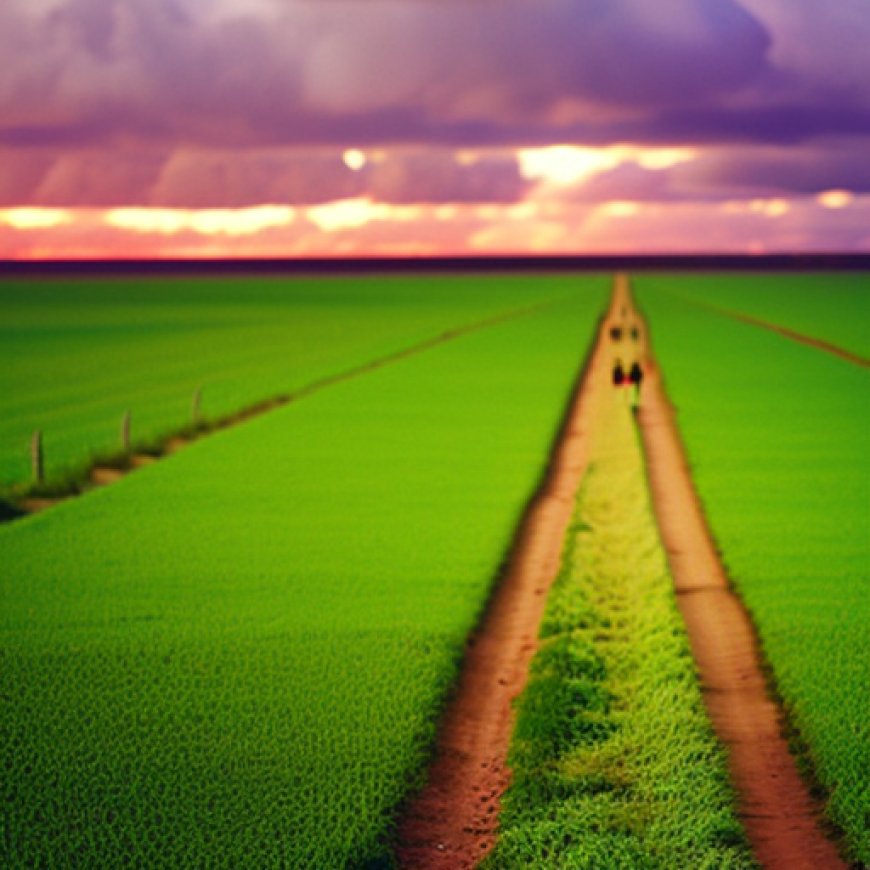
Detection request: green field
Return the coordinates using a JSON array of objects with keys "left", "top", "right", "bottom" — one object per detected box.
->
[
  {"left": 635, "top": 280, "right": 870, "bottom": 865},
  {"left": 0, "top": 284, "right": 607, "bottom": 866},
  {"left": 2, "top": 270, "right": 866, "bottom": 866},
  {"left": 0, "top": 274, "right": 577, "bottom": 489},
  {"left": 488, "top": 391, "right": 754, "bottom": 868},
  {"left": 642, "top": 273, "right": 870, "bottom": 359}
]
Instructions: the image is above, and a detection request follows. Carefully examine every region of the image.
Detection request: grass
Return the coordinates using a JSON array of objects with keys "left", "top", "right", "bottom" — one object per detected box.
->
[
  {"left": 0, "top": 285, "right": 607, "bottom": 867},
  {"left": 0, "top": 273, "right": 579, "bottom": 490},
  {"left": 635, "top": 282, "right": 870, "bottom": 865},
  {"left": 487, "top": 386, "right": 754, "bottom": 869},
  {"left": 638, "top": 273, "right": 870, "bottom": 359}
]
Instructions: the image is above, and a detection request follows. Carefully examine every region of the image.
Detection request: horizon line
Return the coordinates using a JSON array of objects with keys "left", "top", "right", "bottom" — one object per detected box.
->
[{"left": 3, "top": 252, "right": 870, "bottom": 276}]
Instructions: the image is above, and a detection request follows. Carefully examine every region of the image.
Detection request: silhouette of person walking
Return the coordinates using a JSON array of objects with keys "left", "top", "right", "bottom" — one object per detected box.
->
[{"left": 612, "top": 359, "right": 626, "bottom": 388}]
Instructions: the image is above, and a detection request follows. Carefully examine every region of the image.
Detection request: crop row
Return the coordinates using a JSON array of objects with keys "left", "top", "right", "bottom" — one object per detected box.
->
[
  {"left": 487, "top": 385, "right": 754, "bottom": 868},
  {"left": 0, "top": 285, "right": 607, "bottom": 866},
  {"left": 0, "top": 273, "right": 580, "bottom": 489},
  {"left": 635, "top": 281, "right": 870, "bottom": 865}
]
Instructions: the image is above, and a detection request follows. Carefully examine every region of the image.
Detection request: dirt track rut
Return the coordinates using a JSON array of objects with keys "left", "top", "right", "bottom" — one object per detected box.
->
[
  {"left": 396, "top": 291, "right": 619, "bottom": 868},
  {"left": 629, "top": 276, "right": 846, "bottom": 870}
]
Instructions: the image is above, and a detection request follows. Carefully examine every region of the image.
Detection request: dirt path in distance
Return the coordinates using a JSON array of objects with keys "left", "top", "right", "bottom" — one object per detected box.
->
[
  {"left": 395, "top": 289, "right": 617, "bottom": 869},
  {"left": 629, "top": 284, "right": 846, "bottom": 870}
]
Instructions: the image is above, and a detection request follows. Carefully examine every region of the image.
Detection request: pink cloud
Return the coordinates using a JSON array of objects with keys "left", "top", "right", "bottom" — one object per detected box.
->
[{"left": 3, "top": 194, "right": 869, "bottom": 259}]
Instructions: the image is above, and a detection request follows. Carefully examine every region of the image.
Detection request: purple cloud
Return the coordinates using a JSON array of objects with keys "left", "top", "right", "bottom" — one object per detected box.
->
[
  {"left": 1, "top": 0, "right": 869, "bottom": 221},
  {"left": 366, "top": 152, "right": 527, "bottom": 205},
  {"left": 677, "top": 141, "right": 870, "bottom": 195},
  {"left": 0, "top": 0, "right": 773, "bottom": 151}
]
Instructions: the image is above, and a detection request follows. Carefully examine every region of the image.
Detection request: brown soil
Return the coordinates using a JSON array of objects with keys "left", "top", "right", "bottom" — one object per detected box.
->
[
  {"left": 163, "top": 437, "right": 190, "bottom": 454},
  {"left": 395, "top": 293, "right": 618, "bottom": 868},
  {"left": 89, "top": 466, "right": 126, "bottom": 486},
  {"left": 631, "top": 284, "right": 846, "bottom": 870},
  {"left": 18, "top": 496, "right": 65, "bottom": 513}
]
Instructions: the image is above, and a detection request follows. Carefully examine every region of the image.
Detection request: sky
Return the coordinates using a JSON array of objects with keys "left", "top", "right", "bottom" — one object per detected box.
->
[{"left": 1, "top": 0, "right": 869, "bottom": 258}]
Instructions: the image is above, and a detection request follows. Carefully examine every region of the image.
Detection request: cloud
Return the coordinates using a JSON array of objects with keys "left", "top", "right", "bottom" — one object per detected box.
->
[
  {"left": 0, "top": 0, "right": 773, "bottom": 153},
  {"left": 149, "top": 149, "right": 363, "bottom": 207},
  {"left": 0, "top": 146, "right": 531, "bottom": 207},
  {"left": 366, "top": 151, "right": 527, "bottom": 204},
  {"left": 0, "top": 149, "right": 56, "bottom": 205},
  {"left": 1, "top": 0, "right": 869, "bottom": 254},
  {"left": 536, "top": 139, "right": 870, "bottom": 207},
  {"left": 5, "top": 194, "right": 870, "bottom": 259},
  {"left": 554, "top": 162, "right": 675, "bottom": 204},
  {"left": 672, "top": 140, "right": 870, "bottom": 196},
  {"left": 739, "top": 0, "right": 870, "bottom": 103},
  {"left": 31, "top": 150, "right": 167, "bottom": 205}
]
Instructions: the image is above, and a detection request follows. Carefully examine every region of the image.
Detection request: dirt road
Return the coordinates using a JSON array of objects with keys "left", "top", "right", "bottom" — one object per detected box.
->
[
  {"left": 630, "top": 280, "right": 846, "bottom": 870},
  {"left": 396, "top": 291, "right": 618, "bottom": 868},
  {"left": 398, "top": 274, "right": 845, "bottom": 869}
]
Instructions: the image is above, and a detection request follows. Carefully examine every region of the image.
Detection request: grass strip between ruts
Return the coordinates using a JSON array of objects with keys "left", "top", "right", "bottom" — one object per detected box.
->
[{"left": 487, "top": 387, "right": 755, "bottom": 868}]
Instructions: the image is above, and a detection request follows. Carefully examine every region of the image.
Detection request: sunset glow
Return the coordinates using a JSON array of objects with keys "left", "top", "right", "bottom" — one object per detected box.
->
[
  {"left": 4, "top": 189, "right": 869, "bottom": 260},
  {"left": 103, "top": 206, "right": 297, "bottom": 237},
  {"left": 517, "top": 145, "right": 697, "bottom": 188},
  {"left": 817, "top": 190, "right": 855, "bottom": 210},
  {"left": 3, "top": 209, "right": 73, "bottom": 231}
]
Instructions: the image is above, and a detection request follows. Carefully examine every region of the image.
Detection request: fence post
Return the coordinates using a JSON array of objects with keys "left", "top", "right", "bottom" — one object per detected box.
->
[
  {"left": 191, "top": 386, "right": 202, "bottom": 426},
  {"left": 120, "top": 410, "right": 131, "bottom": 451},
  {"left": 31, "top": 429, "right": 44, "bottom": 485}
]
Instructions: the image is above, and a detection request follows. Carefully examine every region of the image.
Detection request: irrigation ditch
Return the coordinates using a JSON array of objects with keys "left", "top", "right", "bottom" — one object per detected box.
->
[
  {"left": 677, "top": 295, "right": 870, "bottom": 369},
  {"left": 1, "top": 296, "right": 557, "bottom": 524}
]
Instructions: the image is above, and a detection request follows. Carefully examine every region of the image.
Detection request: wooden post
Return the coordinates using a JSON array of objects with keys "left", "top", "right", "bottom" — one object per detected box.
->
[
  {"left": 31, "top": 429, "right": 44, "bottom": 484},
  {"left": 120, "top": 410, "right": 131, "bottom": 451},
  {"left": 191, "top": 386, "right": 202, "bottom": 426}
]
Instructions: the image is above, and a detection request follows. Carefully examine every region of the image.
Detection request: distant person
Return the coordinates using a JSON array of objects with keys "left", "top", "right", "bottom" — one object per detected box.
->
[
  {"left": 629, "top": 361, "right": 643, "bottom": 409},
  {"left": 612, "top": 360, "right": 626, "bottom": 388}
]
